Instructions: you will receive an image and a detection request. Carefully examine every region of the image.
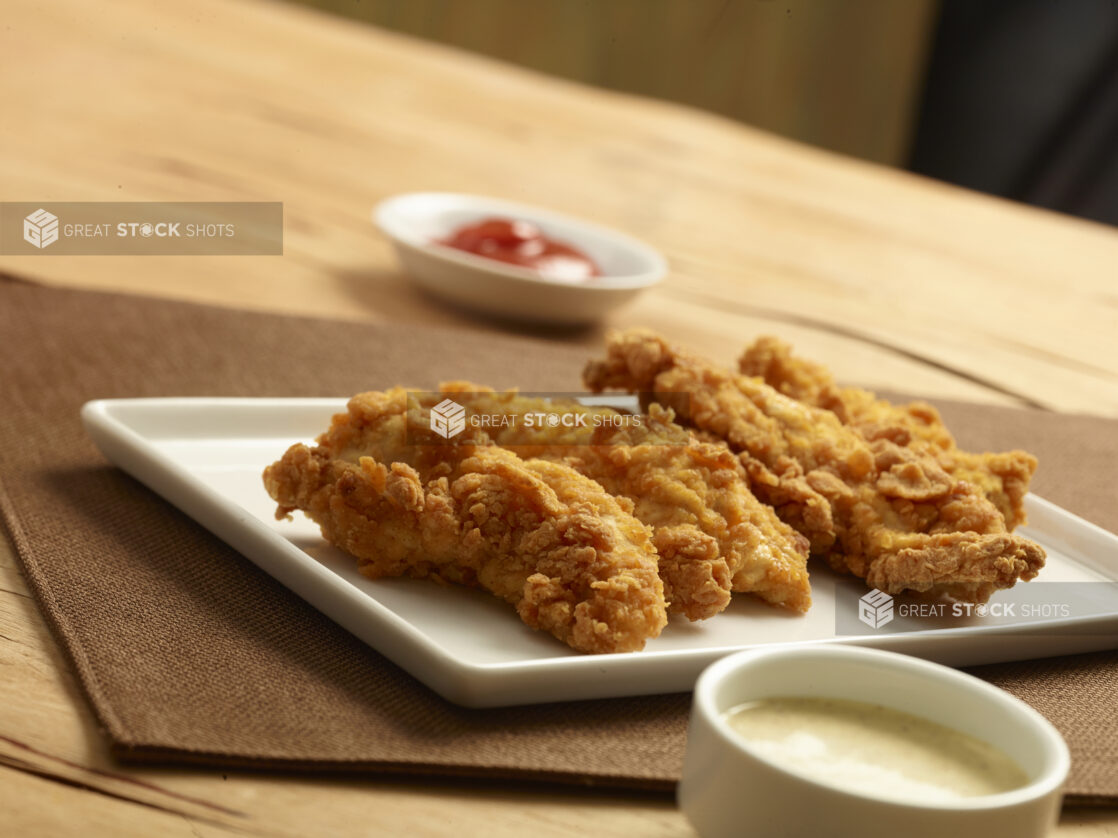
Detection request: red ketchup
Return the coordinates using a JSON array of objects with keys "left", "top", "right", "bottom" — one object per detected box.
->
[{"left": 438, "top": 218, "right": 601, "bottom": 282}]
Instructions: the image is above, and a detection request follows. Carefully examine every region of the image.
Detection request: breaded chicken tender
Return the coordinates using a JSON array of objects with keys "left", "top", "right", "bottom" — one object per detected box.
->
[
  {"left": 263, "top": 390, "right": 667, "bottom": 654},
  {"left": 738, "top": 336, "right": 1036, "bottom": 530},
  {"left": 584, "top": 329, "right": 1045, "bottom": 603},
  {"left": 428, "top": 383, "right": 812, "bottom": 617}
]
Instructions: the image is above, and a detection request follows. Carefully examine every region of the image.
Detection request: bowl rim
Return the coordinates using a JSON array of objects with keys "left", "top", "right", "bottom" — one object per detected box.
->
[
  {"left": 372, "top": 191, "right": 668, "bottom": 291},
  {"left": 693, "top": 645, "right": 1070, "bottom": 812}
]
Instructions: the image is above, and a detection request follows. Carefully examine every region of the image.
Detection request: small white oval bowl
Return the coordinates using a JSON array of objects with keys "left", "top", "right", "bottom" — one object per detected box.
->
[
  {"left": 679, "top": 646, "right": 1068, "bottom": 838},
  {"left": 373, "top": 192, "right": 666, "bottom": 324}
]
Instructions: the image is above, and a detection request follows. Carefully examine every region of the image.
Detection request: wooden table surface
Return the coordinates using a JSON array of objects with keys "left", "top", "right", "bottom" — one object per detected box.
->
[{"left": 2, "top": 0, "right": 1117, "bottom": 835}]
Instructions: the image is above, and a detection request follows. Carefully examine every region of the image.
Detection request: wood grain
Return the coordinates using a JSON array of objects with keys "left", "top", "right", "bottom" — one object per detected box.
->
[
  {"left": 2, "top": 0, "right": 1117, "bottom": 413},
  {"left": 0, "top": 0, "right": 1116, "bottom": 835},
  {"left": 293, "top": 0, "right": 937, "bottom": 165}
]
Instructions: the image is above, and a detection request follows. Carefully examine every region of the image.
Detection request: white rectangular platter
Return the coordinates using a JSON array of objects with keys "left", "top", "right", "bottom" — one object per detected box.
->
[{"left": 82, "top": 398, "right": 1118, "bottom": 707}]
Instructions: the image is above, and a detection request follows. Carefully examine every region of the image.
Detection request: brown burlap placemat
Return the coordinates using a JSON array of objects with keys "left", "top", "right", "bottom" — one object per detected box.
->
[{"left": 0, "top": 275, "right": 1115, "bottom": 799}]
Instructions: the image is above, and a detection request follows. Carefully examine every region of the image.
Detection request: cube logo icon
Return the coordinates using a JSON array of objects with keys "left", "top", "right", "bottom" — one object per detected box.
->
[
  {"left": 23, "top": 208, "right": 59, "bottom": 249},
  {"left": 858, "top": 589, "right": 894, "bottom": 629},
  {"left": 430, "top": 398, "right": 466, "bottom": 439}
]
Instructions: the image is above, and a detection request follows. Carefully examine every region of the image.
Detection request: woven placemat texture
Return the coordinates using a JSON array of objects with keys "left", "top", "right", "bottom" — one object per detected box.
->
[{"left": 0, "top": 276, "right": 1114, "bottom": 797}]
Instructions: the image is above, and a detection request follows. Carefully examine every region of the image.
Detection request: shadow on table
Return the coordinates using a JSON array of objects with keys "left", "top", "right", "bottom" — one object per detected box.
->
[{"left": 328, "top": 265, "right": 605, "bottom": 344}]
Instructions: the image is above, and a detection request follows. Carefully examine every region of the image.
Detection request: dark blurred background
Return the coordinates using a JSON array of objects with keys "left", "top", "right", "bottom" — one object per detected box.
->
[{"left": 293, "top": 0, "right": 1118, "bottom": 227}]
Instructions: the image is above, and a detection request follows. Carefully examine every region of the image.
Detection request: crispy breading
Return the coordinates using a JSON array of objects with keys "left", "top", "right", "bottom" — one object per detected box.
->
[
  {"left": 738, "top": 336, "right": 1036, "bottom": 529},
  {"left": 263, "top": 390, "right": 668, "bottom": 654},
  {"left": 584, "top": 329, "right": 1045, "bottom": 603},
  {"left": 429, "top": 384, "right": 811, "bottom": 617}
]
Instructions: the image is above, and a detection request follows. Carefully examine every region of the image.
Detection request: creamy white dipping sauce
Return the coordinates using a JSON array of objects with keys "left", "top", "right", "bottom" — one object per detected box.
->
[{"left": 723, "top": 697, "right": 1028, "bottom": 803}]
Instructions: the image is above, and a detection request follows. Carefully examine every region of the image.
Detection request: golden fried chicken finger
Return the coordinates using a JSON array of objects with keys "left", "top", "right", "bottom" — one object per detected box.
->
[
  {"left": 263, "top": 393, "right": 668, "bottom": 654},
  {"left": 428, "top": 384, "right": 811, "bottom": 617},
  {"left": 738, "top": 336, "right": 1036, "bottom": 529},
  {"left": 584, "top": 329, "right": 1045, "bottom": 603}
]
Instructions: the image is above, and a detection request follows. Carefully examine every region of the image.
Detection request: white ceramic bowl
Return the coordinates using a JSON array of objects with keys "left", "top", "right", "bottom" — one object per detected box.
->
[
  {"left": 679, "top": 646, "right": 1069, "bottom": 838},
  {"left": 373, "top": 192, "right": 666, "bottom": 324}
]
